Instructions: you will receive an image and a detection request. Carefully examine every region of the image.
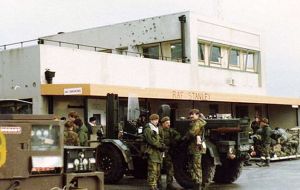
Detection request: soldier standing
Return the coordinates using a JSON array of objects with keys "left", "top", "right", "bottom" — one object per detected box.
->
[
  {"left": 257, "top": 118, "right": 272, "bottom": 167},
  {"left": 183, "top": 109, "right": 207, "bottom": 190},
  {"left": 144, "top": 114, "right": 165, "bottom": 190},
  {"left": 160, "top": 116, "right": 181, "bottom": 190},
  {"left": 64, "top": 121, "right": 80, "bottom": 146},
  {"left": 251, "top": 116, "right": 261, "bottom": 134}
]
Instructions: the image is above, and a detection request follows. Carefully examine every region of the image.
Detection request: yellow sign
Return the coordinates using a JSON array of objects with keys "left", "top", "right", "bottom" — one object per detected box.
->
[{"left": 0, "top": 130, "right": 7, "bottom": 167}]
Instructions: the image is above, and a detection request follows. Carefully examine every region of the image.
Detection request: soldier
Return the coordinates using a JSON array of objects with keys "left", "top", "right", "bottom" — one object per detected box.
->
[
  {"left": 160, "top": 116, "right": 182, "bottom": 190},
  {"left": 144, "top": 114, "right": 166, "bottom": 190},
  {"left": 64, "top": 121, "right": 80, "bottom": 146},
  {"left": 183, "top": 109, "right": 207, "bottom": 190},
  {"left": 251, "top": 116, "right": 261, "bottom": 134},
  {"left": 74, "top": 118, "right": 89, "bottom": 146},
  {"left": 256, "top": 117, "right": 272, "bottom": 167}
]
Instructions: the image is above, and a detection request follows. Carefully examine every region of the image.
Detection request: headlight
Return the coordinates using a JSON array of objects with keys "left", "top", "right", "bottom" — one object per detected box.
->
[
  {"left": 74, "top": 159, "right": 80, "bottom": 166},
  {"left": 43, "top": 130, "right": 49, "bottom": 137},
  {"left": 36, "top": 130, "right": 42, "bottom": 137},
  {"left": 82, "top": 158, "right": 88, "bottom": 165}
]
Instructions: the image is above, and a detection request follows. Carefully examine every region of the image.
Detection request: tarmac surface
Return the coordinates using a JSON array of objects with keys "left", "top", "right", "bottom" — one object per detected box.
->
[{"left": 105, "top": 159, "right": 300, "bottom": 190}]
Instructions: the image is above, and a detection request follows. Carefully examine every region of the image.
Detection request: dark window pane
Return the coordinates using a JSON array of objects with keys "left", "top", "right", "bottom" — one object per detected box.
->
[
  {"left": 210, "top": 46, "right": 221, "bottom": 62},
  {"left": 143, "top": 46, "right": 159, "bottom": 59},
  {"left": 230, "top": 49, "right": 240, "bottom": 66},
  {"left": 171, "top": 43, "right": 182, "bottom": 61},
  {"left": 198, "top": 43, "right": 205, "bottom": 61}
]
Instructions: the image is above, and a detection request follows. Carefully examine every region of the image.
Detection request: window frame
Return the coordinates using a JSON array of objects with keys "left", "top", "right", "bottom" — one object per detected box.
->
[{"left": 142, "top": 44, "right": 160, "bottom": 59}]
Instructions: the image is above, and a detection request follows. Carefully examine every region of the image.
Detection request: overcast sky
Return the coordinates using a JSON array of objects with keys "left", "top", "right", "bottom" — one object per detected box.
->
[
  {"left": 0, "top": 0, "right": 205, "bottom": 45},
  {"left": 1, "top": 0, "right": 299, "bottom": 97}
]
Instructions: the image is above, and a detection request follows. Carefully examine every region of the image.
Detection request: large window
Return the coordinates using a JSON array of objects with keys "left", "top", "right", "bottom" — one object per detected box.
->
[
  {"left": 198, "top": 43, "right": 205, "bottom": 61},
  {"left": 229, "top": 49, "right": 240, "bottom": 66},
  {"left": 171, "top": 43, "right": 182, "bottom": 61},
  {"left": 143, "top": 45, "right": 159, "bottom": 59},
  {"left": 210, "top": 45, "right": 221, "bottom": 63}
]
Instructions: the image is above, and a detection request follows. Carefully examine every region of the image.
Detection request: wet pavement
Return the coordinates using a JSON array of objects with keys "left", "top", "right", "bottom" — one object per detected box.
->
[{"left": 105, "top": 159, "right": 300, "bottom": 190}]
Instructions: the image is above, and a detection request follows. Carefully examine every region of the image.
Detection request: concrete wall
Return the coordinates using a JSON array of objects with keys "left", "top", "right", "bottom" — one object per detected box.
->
[
  {"left": 42, "top": 12, "right": 185, "bottom": 53},
  {"left": 0, "top": 46, "right": 47, "bottom": 114},
  {"left": 268, "top": 105, "right": 297, "bottom": 129}
]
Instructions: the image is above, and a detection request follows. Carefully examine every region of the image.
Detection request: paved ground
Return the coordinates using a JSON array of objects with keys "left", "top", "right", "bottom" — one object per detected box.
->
[{"left": 105, "top": 159, "right": 300, "bottom": 190}]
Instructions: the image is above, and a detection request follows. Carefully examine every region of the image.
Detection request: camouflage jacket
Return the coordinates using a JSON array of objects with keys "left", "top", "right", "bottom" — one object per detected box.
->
[
  {"left": 64, "top": 130, "right": 80, "bottom": 146},
  {"left": 76, "top": 125, "right": 89, "bottom": 146},
  {"left": 184, "top": 118, "right": 207, "bottom": 154},
  {"left": 261, "top": 125, "right": 272, "bottom": 144},
  {"left": 143, "top": 123, "right": 164, "bottom": 163},
  {"left": 162, "top": 127, "right": 181, "bottom": 154}
]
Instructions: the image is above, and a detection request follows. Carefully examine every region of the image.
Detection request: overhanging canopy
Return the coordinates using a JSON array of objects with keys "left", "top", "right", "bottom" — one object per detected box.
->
[{"left": 41, "top": 84, "right": 300, "bottom": 106}]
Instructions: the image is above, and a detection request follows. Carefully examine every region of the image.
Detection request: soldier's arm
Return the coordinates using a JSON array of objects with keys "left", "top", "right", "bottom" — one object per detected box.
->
[
  {"left": 143, "top": 127, "right": 162, "bottom": 148},
  {"left": 171, "top": 128, "right": 181, "bottom": 142},
  {"left": 188, "top": 119, "right": 206, "bottom": 137}
]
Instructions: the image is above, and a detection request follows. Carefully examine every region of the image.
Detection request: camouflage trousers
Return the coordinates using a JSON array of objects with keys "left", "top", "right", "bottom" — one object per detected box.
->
[
  {"left": 189, "top": 153, "right": 202, "bottom": 184},
  {"left": 261, "top": 144, "right": 270, "bottom": 160},
  {"left": 162, "top": 153, "right": 174, "bottom": 185},
  {"left": 147, "top": 160, "right": 161, "bottom": 188}
]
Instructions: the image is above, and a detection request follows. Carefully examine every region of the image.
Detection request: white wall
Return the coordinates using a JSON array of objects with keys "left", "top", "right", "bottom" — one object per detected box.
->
[{"left": 39, "top": 45, "right": 262, "bottom": 95}]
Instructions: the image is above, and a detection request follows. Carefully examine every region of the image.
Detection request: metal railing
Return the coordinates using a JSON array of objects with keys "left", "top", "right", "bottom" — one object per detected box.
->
[{"left": 0, "top": 39, "right": 183, "bottom": 63}]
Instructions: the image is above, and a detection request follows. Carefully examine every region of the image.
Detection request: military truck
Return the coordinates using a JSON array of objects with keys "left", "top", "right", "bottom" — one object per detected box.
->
[
  {"left": 0, "top": 114, "right": 104, "bottom": 190},
  {"left": 96, "top": 94, "right": 251, "bottom": 188}
]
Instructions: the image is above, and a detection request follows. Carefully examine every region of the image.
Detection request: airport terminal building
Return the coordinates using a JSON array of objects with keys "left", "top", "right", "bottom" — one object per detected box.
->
[{"left": 0, "top": 11, "right": 299, "bottom": 129}]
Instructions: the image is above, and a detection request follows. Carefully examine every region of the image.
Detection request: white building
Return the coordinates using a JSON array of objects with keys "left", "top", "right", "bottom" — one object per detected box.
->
[{"left": 0, "top": 11, "right": 299, "bottom": 129}]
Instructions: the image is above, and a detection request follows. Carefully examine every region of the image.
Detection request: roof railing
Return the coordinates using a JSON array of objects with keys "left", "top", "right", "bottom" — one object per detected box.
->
[{"left": 0, "top": 38, "right": 183, "bottom": 62}]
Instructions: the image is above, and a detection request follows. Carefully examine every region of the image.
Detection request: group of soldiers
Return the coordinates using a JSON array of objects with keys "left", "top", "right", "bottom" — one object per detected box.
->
[
  {"left": 63, "top": 111, "right": 99, "bottom": 146},
  {"left": 143, "top": 109, "right": 206, "bottom": 190},
  {"left": 251, "top": 116, "right": 300, "bottom": 163}
]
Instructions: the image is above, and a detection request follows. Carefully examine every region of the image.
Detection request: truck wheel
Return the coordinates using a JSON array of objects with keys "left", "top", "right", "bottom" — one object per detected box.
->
[
  {"left": 174, "top": 150, "right": 216, "bottom": 189},
  {"left": 213, "top": 159, "right": 242, "bottom": 183},
  {"left": 97, "top": 144, "right": 124, "bottom": 183}
]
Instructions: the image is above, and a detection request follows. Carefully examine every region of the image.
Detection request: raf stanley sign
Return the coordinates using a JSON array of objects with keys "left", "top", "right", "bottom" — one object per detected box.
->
[{"left": 172, "top": 90, "right": 210, "bottom": 101}]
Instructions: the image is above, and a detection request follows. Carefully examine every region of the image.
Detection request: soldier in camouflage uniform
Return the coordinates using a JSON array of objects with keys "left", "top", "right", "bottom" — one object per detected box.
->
[
  {"left": 160, "top": 116, "right": 181, "bottom": 190},
  {"left": 256, "top": 118, "right": 272, "bottom": 167},
  {"left": 183, "top": 109, "right": 207, "bottom": 190},
  {"left": 144, "top": 114, "right": 165, "bottom": 190},
  {"left": 64, "top": 121, "right": 80, "bottom": 146}
]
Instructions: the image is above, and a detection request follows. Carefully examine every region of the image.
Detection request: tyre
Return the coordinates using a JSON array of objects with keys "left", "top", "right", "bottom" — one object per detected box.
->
[
  {"left": 174, "top": 146, "right": 216, "bottom": 189},
  {"left": 97, "top": 144, "right": 124, "bottom": 184},
  {"left": 213, "top": 158, "right": 243, "bottom": 183}
]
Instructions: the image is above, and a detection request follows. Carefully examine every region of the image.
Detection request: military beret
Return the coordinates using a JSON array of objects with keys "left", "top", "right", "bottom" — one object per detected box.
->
[
  {"left": 189, "top": 109, "right": 200, "bottom": 115},
  {"left": 149, "top": 114, "right": 159, "bottom": 121},
  {"left": 161, "top": 116, "right": 170, "bottom": 123}
]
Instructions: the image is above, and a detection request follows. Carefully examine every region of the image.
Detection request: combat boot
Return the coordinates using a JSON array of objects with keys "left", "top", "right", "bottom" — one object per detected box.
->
[
  {"left": 166, "top": 183, "right": 182, "bottom": 190},
  {"left": 265, "top": 159, "right": 270, "bottom": 167}
]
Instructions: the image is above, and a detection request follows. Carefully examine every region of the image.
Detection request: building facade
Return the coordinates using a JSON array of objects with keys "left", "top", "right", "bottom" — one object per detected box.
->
[{"left": 0, "top": 11, "right": 299, "bottom": 129}]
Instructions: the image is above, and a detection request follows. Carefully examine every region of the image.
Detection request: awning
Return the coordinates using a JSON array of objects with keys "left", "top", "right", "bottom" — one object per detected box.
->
[{"left": 41, "top": 84, "right": 300, "bottom": 106}]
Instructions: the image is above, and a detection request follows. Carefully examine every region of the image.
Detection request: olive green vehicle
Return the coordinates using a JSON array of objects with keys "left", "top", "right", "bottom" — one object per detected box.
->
[
  {"left": 97, "top": 94, "right": 250, "bottom": 189},
  {"left": 0, "top": 114, "right": 104, "bottom": 190}
]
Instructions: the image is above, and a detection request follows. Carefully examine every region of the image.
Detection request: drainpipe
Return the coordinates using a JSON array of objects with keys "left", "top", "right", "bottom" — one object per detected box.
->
[{"left": 178, "top": 15, "right": 186, "bottom": 63}]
